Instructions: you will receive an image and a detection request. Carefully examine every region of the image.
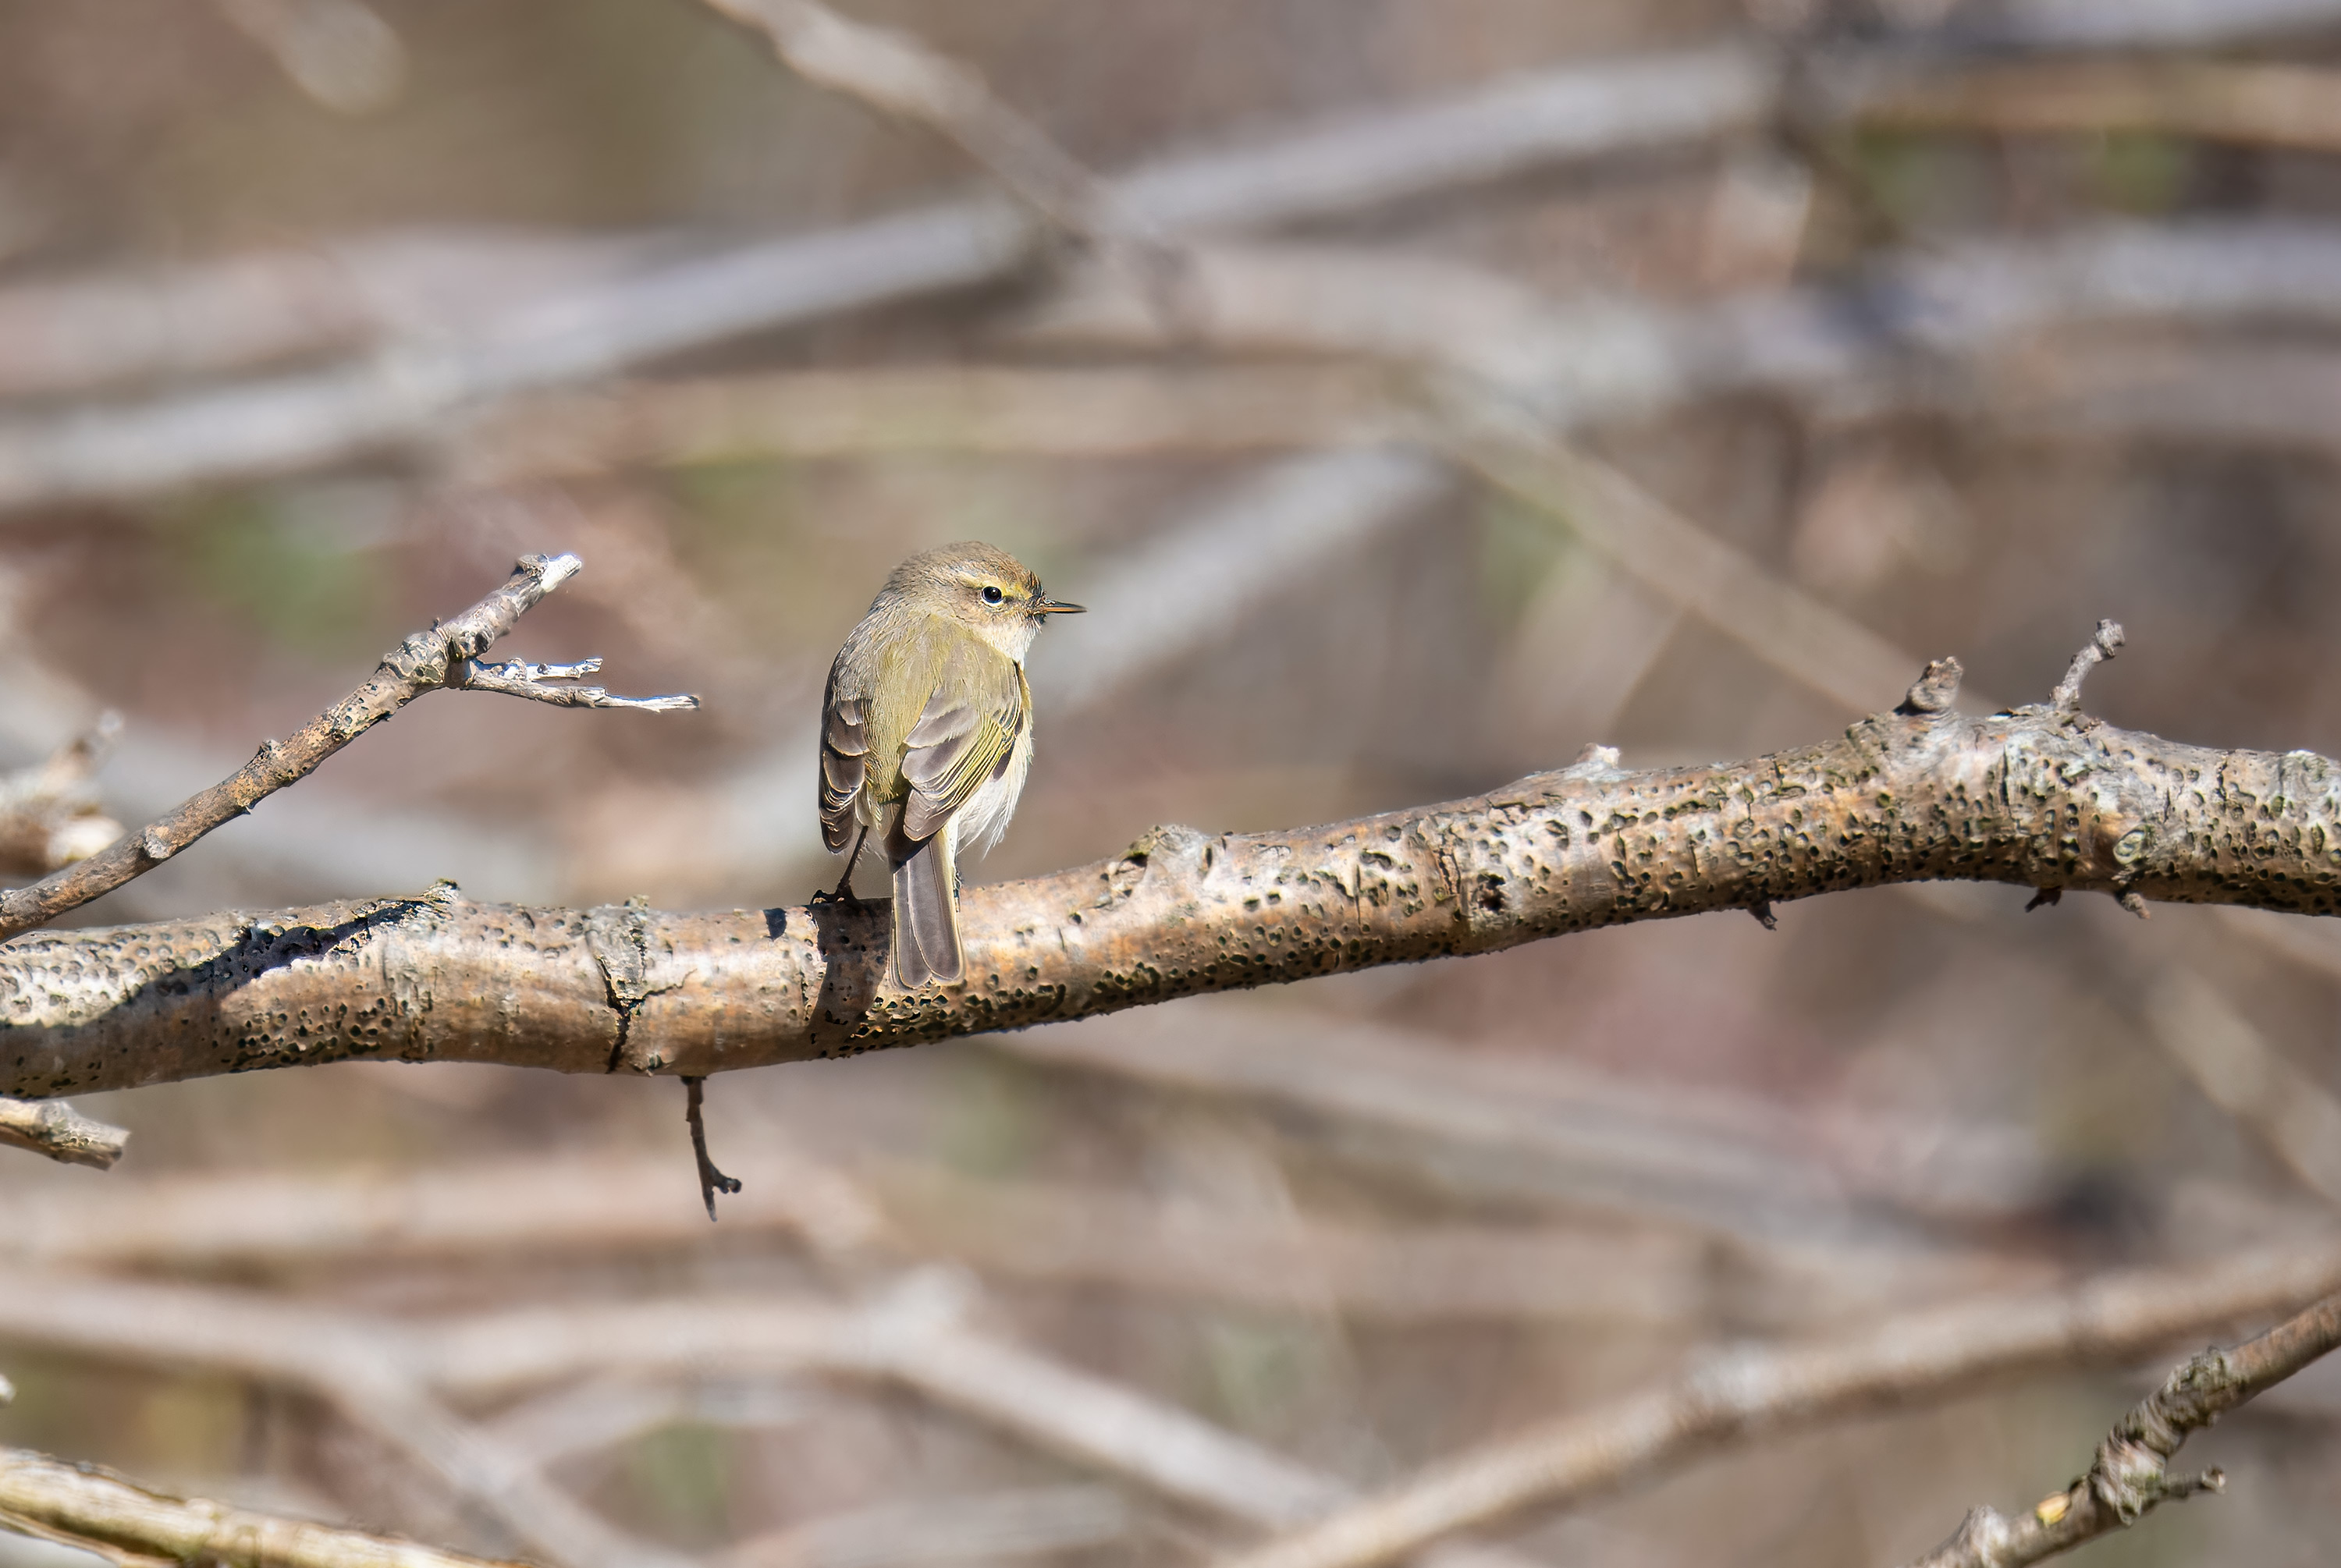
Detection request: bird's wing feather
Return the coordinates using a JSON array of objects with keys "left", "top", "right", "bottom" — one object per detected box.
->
[
  {"left": 819, "top": 693, "right": 869, "bottom": 852},
  {"left": 899, "top": 637, "right": 1025, "bottom": 845}
]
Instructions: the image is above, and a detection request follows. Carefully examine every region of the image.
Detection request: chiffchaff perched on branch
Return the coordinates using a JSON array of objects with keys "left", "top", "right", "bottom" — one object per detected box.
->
[{"left": 819, "top": 541, "right": 1083, "bottom": 988}]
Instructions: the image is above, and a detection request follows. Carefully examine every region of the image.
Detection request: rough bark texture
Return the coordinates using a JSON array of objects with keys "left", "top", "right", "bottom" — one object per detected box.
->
[{"left": 9, "top": 690, "right": 2341, "bottom": 1098}]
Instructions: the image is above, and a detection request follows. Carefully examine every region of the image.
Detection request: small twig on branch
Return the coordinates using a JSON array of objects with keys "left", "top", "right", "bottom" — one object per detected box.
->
[
  {"left": 2051, "top": 619, "right": 2126, "bottom": 714},
  {"left": 0, "top": 1094, "right": 126, "bottom": 1170},
  {"left": 1906, "top": 1289, "right": 2341, "bottom": 1567},
  {"left": 458, "top": 656, "right": 700, "bottom": 711},
  {"left": 682, "top": 1075, "right": 743, "bottom": 1220},
  {"left": 1209, "top": 1240, "right": 2341, "bottom": 1568},
  {"left": 0, "top": 553, "right": 694, "bottom": 948},
  {"left": 0, "top": 1446, "right": 526, "bottom": 1568}
]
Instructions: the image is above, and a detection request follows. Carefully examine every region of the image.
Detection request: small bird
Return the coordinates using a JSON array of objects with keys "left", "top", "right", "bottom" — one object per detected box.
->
[{"left": 819, "top": 541, "right": 1082, "bottom": 988}]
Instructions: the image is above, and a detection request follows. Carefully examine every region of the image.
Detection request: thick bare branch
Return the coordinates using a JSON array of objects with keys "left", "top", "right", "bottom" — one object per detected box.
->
[
  {"left": 0, "top": 1449, "right": 522, "bottom": 1568},
  {"left": 1907, "top": 1290, "right": 2341, "bottom": 1567},
  {"left": 13, "top": 637, "right": 2332, "bottom": 1098},
  {"left": 1210, "top": 1240, "right": 2341, "bottom": 1568},
  {"left": 0, "top": 553, "right": 692, "bottom": 945}
]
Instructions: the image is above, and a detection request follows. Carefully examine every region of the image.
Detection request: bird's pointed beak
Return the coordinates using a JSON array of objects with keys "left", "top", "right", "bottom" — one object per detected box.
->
[{"left": 1034, "top": 598, "right": 1085, "bottom": 615}]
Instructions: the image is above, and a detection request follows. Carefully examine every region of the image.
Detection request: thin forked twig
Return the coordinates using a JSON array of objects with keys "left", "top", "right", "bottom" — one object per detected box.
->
[
  {"left": 682, "top": 1075, "right": 744, "bottom": 1220},
  {"left": 0, "top": 553, "right": 696, "bottom": 946},
  {"left": 2051, "top": 619, "right": 2127, "bottom": 713},
  {"left": 1907, "top": 1289, "right": 2341, "bottom": 1566}
]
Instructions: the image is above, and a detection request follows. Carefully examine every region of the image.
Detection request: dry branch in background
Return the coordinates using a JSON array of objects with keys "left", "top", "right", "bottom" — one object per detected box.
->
[
  {"left": 1907, "top": 1290, "right": 2341, "bottom": 1567},
  {"left": 0, "top": 1262, "right": 693, "bottom": 1568},
  {"left": 702, "top": 0, "right": 1171, "bottom": 268},
  {"left": 0, "top": 552, "right": 694, "bottom": 949},
  {"left": 1860, "top": 59, "right": 2341, "bottom": 154},
  {"left": 214, "top": 0, "right": 410, "bottom": 117},
  {"left": 0, "top": 1264, "right": 1527, "bottom": 1568},
  {"left": 9, "top": 633, "right": 2338, "bottom": 1099},
  {"left": 446, "top": 364, "right": 1403, "bottom": 481},
  {"left": 0, "top": 711, "right": 123, "bottom": 878},
  {"left": 0, "top": 1447, "right": 522, "bottom": 1568},
  {"left": 1213, "top": 1242, "right": 2341, "bottom": 1568},
  {"left": 0, "top": 45, "right": 1771, "bottom": 513},
  {"left": 0, "top": 1144, "right": 1993, "bottom": 1327}
]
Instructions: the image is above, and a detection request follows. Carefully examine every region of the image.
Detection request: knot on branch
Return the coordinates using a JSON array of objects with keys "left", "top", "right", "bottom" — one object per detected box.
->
[
  {"left": 1897, "top": 658, "right": 1964, "bottom": 716},
  {"left": 2052, "top": 619, "right": 2126, "bottom": 715},
  {"left": 2087, "top": 1345, "right": 2238, "bottom": 1524},
  {"left": 1934, "top": 1504, "right": 2023, "bottom": 1565},
  {"left": 1560, "top": 743, "right": 1625, "bottom": 780}
]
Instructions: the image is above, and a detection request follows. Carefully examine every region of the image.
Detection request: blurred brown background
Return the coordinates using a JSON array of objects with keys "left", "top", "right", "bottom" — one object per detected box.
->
[{"left": 8, "top": 1, "right": 2341, "bottom": 1564}]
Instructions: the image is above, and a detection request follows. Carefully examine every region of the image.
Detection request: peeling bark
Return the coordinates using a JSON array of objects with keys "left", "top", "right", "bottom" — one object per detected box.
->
[{"left": 9, "top": 690, "right": 2341, "bottom": 1098}]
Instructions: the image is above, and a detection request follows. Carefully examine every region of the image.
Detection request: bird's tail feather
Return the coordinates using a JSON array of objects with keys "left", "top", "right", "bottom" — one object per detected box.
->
[{"left": 890, "top": 822, "right": 963, "bottom": 988}]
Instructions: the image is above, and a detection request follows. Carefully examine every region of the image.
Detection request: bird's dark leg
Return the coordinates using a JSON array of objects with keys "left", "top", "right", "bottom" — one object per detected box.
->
[{"left": 812, "top": 824, "right": 869, "bottom": 906}]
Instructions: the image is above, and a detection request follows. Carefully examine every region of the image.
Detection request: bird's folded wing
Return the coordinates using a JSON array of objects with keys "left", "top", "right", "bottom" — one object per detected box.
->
[
  {"left": 900, "top": 636, "right": 1025, "bottom": 844},
  {"left": 819, "top": 694, "right": 868, "bottom": 852}
]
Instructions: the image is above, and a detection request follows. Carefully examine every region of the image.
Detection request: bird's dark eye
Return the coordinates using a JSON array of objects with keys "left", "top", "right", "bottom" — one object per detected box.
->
[{"left": 981, "top": 585, "right": 1004, "bottom": 605}]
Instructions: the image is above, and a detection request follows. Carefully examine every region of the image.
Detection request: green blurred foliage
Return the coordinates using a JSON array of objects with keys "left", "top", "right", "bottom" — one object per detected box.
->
[
  {"left": 622, "top": 1421, "right": 737, "bottom": 1548},
  {"left": 166, "top": 486, "right": 396, "bottom": 662}
]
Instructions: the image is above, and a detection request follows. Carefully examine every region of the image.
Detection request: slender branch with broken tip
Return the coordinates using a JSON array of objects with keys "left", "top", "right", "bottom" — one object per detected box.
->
[
  {"left": 0, "top": 1448, "right": 526, "bottom": 1568},
  {"left": 1906, "top": 1289, "right": 2341, "bottom": 1568},
  {"left": 0, "top": 1094, "right": 126, "bottom": 1169},
  {"left": 0, "top": 553, "right": 694, "bottom": 947}
]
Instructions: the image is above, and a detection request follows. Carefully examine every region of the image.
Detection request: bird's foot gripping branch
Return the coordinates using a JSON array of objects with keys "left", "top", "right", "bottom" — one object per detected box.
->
[{"left": 5, "top": 623, "right": 2341, "bottom": 1113}]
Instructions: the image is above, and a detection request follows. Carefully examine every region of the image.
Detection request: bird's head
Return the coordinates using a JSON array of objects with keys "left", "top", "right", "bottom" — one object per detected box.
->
[{"left": 885, "top": 541, "right": 1083, "bottom": 660}]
